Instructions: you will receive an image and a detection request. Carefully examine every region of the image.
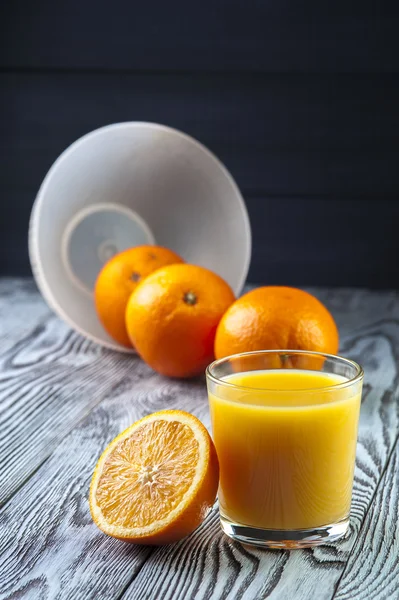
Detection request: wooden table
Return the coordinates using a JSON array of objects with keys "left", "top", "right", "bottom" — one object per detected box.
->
[{"left": 0, "top": 279, "right": 398, "bottom": 600}]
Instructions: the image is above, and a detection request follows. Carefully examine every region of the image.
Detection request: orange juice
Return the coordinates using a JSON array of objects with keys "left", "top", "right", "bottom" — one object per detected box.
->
[{"left": 209, "top": 369, "right": 361, "bottom": 531}]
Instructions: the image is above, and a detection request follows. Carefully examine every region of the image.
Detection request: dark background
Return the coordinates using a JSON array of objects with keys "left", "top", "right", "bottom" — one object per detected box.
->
[{"left": 1, "top": 1, "right": 399, "bottom": 287}]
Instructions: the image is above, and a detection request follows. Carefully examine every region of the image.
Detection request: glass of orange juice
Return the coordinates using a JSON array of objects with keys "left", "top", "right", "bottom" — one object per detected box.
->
[{"left": 206, "top": 350, "right": 364, "bottom": 549}]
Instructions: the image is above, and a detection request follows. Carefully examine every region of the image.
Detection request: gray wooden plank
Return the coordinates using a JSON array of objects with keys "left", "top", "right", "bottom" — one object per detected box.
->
[
  {"left": 0, "top": 278, "right": 136, "bottom": 505},
  {"left": 334, "top": 439, "right": 399, "bottom": 600},
  {"left": 0, "top": 286, "right": 398, "bottom": 599},
  {"left": 0, "top": 279, "right": 50, "bottom": 355},
  {"left": 0, "top": 363, "right": 155, "bottom": 599},
  {"left": 0, "top": 354, "right": 211, "bottom": 599},
  {"left": 121, "top": 289, "right": 399, "bottom": 600}
]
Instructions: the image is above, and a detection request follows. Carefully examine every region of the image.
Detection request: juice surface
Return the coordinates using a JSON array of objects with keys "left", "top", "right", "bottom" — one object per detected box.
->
[{"left": 209, "top": 370, "right": 361, "bottom": 530}]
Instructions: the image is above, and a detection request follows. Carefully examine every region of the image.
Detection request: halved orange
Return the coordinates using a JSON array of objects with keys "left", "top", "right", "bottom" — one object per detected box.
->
[{"left": 89, "top": 410, "right": 219, "bottom": 544}]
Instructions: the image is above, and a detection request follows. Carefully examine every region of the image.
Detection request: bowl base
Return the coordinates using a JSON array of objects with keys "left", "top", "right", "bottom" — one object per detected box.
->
[{"left": 61, "top": 203, "right": 155, "bottom": 295}]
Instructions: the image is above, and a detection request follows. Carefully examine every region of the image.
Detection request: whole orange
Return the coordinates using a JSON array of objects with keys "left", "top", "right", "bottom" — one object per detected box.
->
[
  {"left": 95, "top": 245, "right": 184, "bottom": 347},
  {"left": 125, "top": 264, "right": 235, "bottom": 377},
  {"left": 214, "top": 286, "right": 339, "bottom": 360}
]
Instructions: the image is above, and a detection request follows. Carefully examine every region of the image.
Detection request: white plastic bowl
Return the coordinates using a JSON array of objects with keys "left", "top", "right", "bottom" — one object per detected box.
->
[{"left": 29, "top": 122, "right": 251, "bottom": 351}]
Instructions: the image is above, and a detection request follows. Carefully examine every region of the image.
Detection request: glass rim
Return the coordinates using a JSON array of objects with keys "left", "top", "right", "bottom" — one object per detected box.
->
[{"left": 206, "top": 349, "right": 364, "bottom": 394}]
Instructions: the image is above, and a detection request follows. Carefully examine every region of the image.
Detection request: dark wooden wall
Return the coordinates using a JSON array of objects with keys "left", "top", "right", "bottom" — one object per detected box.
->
[{"left": 1, "top": 1, "right": 399, "bottom": 287}]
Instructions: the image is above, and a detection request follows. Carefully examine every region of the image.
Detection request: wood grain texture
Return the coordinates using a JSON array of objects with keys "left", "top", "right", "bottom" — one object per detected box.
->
[
  {"left": 0, "top": 369, "right": 154, "bottom": 599},
  {"left": 1, "top": 0, "right": 398, "bottom": 72},
  {"left": 334, "top": 439, "right": 399, "bottom": 600},
  {"left": 0, "top": 283, "right": 398, "bottom": 599},
  {"left": 0, "top": 348, "right": 209, "bottom": 599},
  {"left": 0, "top": 278, "right": 136, "bottom": 505}
]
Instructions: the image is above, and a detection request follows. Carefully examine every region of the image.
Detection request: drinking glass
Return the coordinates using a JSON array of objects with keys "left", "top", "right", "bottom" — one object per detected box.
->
[{"left": 206, "top": 350, "right": 364, "bottom": 549}]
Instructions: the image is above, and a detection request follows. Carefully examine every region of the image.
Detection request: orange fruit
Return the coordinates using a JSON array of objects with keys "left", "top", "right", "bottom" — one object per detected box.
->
[
  {"left": 214, "top": 286, "right": 339, "bottom": 362},
  {"left": 89, "top": 410, "right": 219, "bottom": 544},
  {"left": 125, "top": 264, "right": 235, "bottom": 378},
  {"left": 94, "top": 245, "right": 184, "bottom": 347}
]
